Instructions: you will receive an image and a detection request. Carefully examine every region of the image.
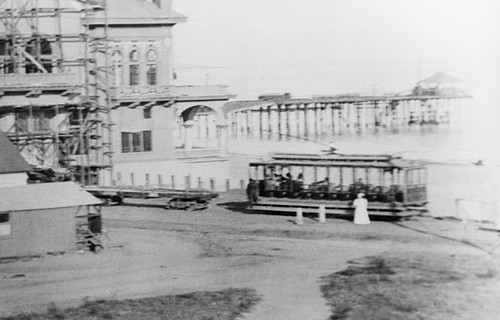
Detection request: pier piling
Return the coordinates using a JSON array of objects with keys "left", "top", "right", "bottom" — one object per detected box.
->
[{"left": 227, "top": 94, "right": 471, "bottom": 139}]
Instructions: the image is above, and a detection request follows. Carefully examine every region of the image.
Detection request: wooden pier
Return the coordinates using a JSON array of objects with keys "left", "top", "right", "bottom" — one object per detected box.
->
[{"left": 225, "top": 94, "right": 472, "bottom": 138}]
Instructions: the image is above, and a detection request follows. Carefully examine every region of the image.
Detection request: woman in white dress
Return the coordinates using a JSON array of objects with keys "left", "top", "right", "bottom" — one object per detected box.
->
[{"left": 353, "top": 193, "right": 370, "bottom": 225}]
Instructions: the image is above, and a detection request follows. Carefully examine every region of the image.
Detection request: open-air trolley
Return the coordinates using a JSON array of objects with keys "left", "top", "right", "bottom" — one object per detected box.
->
[{"left": 247, "top": 153, "right": 428, "bottom": 217}]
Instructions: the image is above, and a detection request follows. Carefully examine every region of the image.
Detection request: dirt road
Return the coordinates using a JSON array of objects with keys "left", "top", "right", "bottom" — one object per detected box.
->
[{"left": 1, "top": 192, "right": 498, "bottom": 319}]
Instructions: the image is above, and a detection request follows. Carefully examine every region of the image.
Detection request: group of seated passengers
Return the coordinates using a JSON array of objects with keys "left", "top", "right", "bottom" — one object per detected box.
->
[
  {"left": 258, "top": 173, "right": 304, "bottom": 193},
  {"left": 258, "top": 174, "right": 403, "bottom": 195}
]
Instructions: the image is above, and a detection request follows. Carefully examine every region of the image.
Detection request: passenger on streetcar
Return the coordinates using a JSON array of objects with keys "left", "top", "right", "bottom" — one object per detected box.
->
[
  {"left": 290, "top": 173, "right": 303, "bottom": 193},
  {"left": 351, "top": 178, "right": 367, "bottom": 193},
  {"left": 274, "top": 172, "right": 293, "bottom": 191},
  {"left": 263, "top": 174, "right": 275, "bottom": 191},
  {"left": 311, "top": 176, "right": 330, "bottom": 192},
  {"left": 246, "top": 178, "right": 259, "bottom": 204},
  {"left": 297, "top": 173, "right": 307, "bottom": 191}
]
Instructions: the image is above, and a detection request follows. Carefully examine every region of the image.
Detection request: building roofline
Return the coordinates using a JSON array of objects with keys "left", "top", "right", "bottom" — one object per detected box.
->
[{"left": 88, "top": 15, "right": 187, "bottom": 26}]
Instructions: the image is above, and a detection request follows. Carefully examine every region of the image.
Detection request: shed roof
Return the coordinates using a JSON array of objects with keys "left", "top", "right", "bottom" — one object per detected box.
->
[
  {"left": 0, "top": 131, "right": 31, "bottom": 174},
  {"left": 0, "top": 182, "right": 101, "bottom": 212}
]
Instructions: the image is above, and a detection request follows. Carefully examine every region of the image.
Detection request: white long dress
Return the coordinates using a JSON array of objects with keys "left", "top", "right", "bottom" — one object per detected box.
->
[{"left": 353, "top": 198, "right": 370, "bottom": 225}]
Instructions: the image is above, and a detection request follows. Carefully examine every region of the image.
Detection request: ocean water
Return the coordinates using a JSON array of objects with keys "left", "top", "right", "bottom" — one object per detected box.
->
[{"left": 229, "top": 125, "right": 500, "bottom": 164}]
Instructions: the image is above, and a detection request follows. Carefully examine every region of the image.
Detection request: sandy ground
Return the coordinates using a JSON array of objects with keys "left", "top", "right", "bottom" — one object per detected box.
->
[{"left": 1, "top": 191, "right": 500, "bottom": 319}]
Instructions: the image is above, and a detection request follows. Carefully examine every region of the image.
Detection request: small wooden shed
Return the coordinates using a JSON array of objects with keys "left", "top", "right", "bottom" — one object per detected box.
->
[{"left": 0, "top": 182, "right": 102, "bottom": 258}]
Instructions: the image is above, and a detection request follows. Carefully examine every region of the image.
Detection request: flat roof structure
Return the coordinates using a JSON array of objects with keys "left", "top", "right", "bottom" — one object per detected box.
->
[
  {"left": 250, "top": 153, "right": 425, "bottom": 169},
  {"left": 0, "top": 182, "right": 101, "bottom": 212}
]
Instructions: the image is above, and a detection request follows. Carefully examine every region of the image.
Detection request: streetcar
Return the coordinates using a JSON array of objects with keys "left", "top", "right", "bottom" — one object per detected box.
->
[{"left": 247, "top": 152, "right": 428, "bottom": 217}]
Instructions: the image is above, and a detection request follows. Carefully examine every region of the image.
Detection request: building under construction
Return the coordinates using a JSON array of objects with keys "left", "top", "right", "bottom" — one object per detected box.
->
[
  {"left": 0, "top": 0, "right": 113, "bottom": 185},
  {"left": 0, "top": 0, "right": 232, "bottom": 187}
]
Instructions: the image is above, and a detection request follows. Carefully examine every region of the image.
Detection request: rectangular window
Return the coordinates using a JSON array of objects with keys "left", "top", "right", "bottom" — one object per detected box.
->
[
  {"left": 143, "top": 131, "right": 152, "bottom": 151},
  {"left": 146, "top": 64, "right": 157, "bottom": 86},
  {"left": 42, "top": 60, "right": 53, "bottom": 73},
  {"left": 143, "top": 108, "right": 151, "bottom": 119},
  {"left": 16, "top": 110, "right": 29, "bottom": 132},
  {"left": 121, "top": 132, "right": 131, "bottom": 153},
  {"left": 132, "top": 132, "right": 142, "bottom": 152},
  {"left": 42, "top": 109, "right": 55, "bottom": 131},
  {"left": 72, "top": 137, "right": 89, "bottom": 155},
  {"left": 32, "top": 109, "right": 42, "bottom": 132},
  {"left": 121, "top": 131, "right": 152, "bottom": 153},
  {"left": 0, "top": 60, "right": 14, "bottom": 74},
  {"left": 31, "top": 109, "right": 54, "bottom": 132},
  {"left": 26, "top": 63, "right": 38, "bottom": 74},
  {"left": 0, "top": 213, "right": 11, "bottom": 236},
  {"left": 129, "top": 65, "right": 139, "bottom": 86},
  {"left": 69, "top": 109, "right": 80, "bottom": 126},
  {"left": 69, "top": 109, "right": 89, "bottom": 126}
]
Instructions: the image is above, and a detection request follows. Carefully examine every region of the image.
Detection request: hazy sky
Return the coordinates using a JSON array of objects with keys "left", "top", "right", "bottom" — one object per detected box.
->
[{"left": 172, "top": 0, "right": 500, "bottom": 102}]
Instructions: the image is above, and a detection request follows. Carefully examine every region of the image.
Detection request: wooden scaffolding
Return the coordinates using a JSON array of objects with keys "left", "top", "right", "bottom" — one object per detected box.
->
[{"left": 0, "top": 0, "right": 113, "bottom": 185}]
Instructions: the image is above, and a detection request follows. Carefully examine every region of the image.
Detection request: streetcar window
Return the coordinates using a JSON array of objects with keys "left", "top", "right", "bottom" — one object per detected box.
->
[
  {"left": 316, "top": 167, "right": 328, "bottom": 184},
  {"left": 397, "top": 169, "right": 404, "bottom": 185},
  {"left": 302, "top": 167, "right": 314, "bottom": 185},
  {"left": 415, "top": 169, "right": 421, "bottom": 185},
  {"left": 407, "top": 169, "right": 421, "bottom": 186},
  {"left": 344, "top": 168, "right": 354, "bottom": 186}
]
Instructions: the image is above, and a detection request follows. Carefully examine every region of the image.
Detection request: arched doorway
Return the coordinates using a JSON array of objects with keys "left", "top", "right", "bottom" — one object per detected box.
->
[{"left": 176, "top": 105, "right": 219, "bottom": 149}]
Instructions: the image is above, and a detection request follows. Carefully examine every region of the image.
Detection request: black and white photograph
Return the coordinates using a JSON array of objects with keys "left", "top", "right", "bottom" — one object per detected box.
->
[{"left": 1, "top": 0, "right": 499, "bottom": 319}]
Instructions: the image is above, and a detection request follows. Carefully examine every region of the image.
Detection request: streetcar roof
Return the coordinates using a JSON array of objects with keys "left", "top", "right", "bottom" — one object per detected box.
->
[
  {"left": 271, "top": 152, "right": 398, "bottom": 162},
  {"left": 249, "top": 153, "right": 425, "bottom": 169}
]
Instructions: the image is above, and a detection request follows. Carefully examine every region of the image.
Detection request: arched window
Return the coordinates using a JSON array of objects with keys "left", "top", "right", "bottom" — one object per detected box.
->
[
  {"left": 129, "top": 49, "right": 140, "bottom": 86},
  {"left": 111, "top": 49, "right": 123, "bottom": 87},
  {"left": 146, "top": 49, "right": 158, "bottom": 86},
  {"left": 25, "top": 38, "right": 52, "bottom": 73}
]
